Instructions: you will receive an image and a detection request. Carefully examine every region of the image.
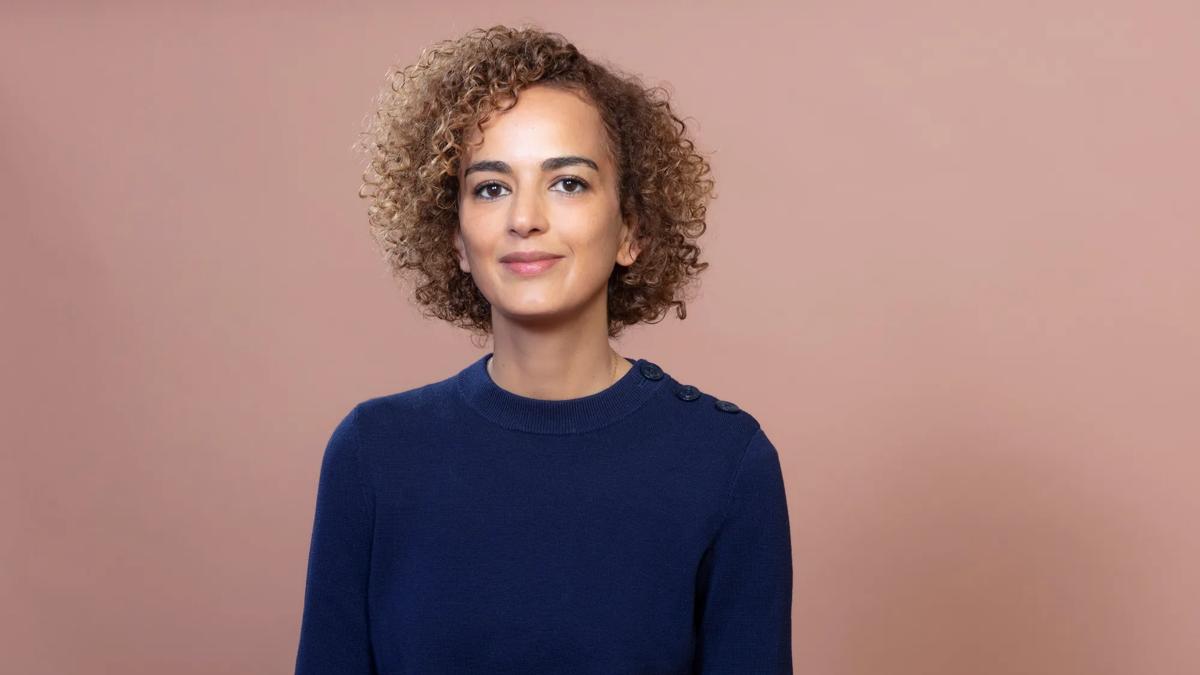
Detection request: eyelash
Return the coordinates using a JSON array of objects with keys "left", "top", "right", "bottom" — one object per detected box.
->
[{"left": 472, "top": 177, "right": 590, "bottom": 201}]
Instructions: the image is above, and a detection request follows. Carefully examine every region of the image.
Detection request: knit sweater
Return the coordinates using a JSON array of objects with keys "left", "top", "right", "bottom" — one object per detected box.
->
[{"left": 294, "top": 353, "right": 793, "bottom": 674}]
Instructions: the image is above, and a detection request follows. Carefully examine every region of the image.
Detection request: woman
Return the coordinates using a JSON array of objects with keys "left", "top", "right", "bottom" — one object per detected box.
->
[{"left": 295, "top": 24, "right": 793, "bottom": 674}]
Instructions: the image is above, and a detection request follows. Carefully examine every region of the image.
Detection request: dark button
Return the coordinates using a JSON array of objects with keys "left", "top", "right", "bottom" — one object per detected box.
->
[
  {"left": 675, "top": 384, "right": 701, "bottom": 401},
  {"left": 639, "top": 362, "right": 664, "bottom": 380},
  {"left": 715, "top": 400, "right": 741, "bottom": 413}
]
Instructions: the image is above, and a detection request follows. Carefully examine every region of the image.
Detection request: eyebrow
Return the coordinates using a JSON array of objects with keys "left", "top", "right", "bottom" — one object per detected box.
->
[{"left": 463, "top": 155, "right": 600, "bottom": 178}]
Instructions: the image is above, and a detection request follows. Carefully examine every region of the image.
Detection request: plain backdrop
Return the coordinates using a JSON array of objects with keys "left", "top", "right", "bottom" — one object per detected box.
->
[{"left": 2, "top": 2, "right": 1198, "bottom": 673}]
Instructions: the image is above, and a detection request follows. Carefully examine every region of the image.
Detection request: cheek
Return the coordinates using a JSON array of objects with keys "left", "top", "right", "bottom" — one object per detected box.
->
[
  {"left": 578, "top": 210, "right": 624, "bottom": 253},
  {"left": 457, "top": 212, "right": 495, "bottom": 251},
  {"left": 565, "top": 228, "right": 623, "bottom": 285}
]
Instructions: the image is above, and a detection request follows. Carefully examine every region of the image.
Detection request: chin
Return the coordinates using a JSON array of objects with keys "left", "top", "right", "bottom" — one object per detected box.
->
[
  {"left": 500, "top": 302, "right": 562, "bottom": 318},
  {"left": 494, "top": 292, "right": 578, "bottom": 319}
]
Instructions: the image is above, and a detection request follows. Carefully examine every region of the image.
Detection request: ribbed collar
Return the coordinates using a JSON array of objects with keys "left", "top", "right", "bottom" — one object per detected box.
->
[{"left": 454, "top": 352, "right": 667, "bottom": 435}]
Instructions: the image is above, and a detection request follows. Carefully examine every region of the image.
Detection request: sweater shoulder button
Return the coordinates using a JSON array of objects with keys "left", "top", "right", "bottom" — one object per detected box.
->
[
  {"left": 715, "top": 399, "right": 741, "bottom": 413},
  {"left": 638, "top": 361, "right": 664, "bottom": 380}
]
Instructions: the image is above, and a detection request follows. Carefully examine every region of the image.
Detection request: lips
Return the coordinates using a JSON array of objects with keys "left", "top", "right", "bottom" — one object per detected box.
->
[
  {"left": 498, "top": 249, "right": 564, "bottom": 277},
  {"left": 499, "top": 251, "right": 564, "bottom": 262},
  {"left": 501, "top": 257, "right": 563, "bottom": 276}
]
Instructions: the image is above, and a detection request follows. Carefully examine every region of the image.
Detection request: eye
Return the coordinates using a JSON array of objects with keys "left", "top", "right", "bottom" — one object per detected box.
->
[
  {"left": 551, "top": 177, "right": 589, "bottom": 195},
  {"left": 473, "top": 181, "right": 510, "bottom": 201}
]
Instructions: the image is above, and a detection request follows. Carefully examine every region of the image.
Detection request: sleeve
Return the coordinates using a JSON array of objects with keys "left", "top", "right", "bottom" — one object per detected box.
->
[
  {"left": 693, "top": 426, "right": 794, "bottom": 674},
  {"left": 294, "top": 405, "right": 378, "bottom": 674}
]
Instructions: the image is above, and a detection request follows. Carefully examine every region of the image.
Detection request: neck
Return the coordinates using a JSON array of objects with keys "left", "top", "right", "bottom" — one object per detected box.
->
[
  {"left": 455, "top": 351, "right": 666, "bottom": 434},
  {"left": 485, "top": 343, "right": 631, "bottom": 401}
]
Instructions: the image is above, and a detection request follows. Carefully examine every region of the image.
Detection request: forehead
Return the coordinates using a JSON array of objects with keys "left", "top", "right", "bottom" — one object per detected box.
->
[{"left": 460, "top": 85, "right": 611, "bottom": 166}]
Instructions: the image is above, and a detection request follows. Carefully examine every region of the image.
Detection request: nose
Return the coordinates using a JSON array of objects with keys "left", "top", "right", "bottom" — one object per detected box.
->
[{"left": 508, "top": 183, "right": 548, "bottom": 235}]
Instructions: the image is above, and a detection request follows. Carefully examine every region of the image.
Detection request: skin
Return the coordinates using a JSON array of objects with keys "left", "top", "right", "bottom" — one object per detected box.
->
[{"left": 452, "top": 83, "right": 641, "bottom": 400}]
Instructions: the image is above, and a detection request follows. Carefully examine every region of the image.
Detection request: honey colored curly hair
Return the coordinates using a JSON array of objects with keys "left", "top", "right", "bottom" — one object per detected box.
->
[{"left": 355, "top": 24, "right": 714, "bottom": 340}]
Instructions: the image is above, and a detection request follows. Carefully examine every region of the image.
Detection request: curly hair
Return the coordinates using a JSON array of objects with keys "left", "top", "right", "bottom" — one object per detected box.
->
[{"left": 355, "top": 24, "right": 714, "bottom": 341}]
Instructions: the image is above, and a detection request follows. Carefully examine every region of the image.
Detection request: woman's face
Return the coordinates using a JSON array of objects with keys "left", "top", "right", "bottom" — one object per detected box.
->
[{"left": 453, "top": 84, "right": 638, "bottom": 331}]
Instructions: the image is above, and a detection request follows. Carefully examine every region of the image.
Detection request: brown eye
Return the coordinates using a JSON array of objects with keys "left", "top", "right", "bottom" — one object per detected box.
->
[
  {"left": 474, "top": 182, "right": 509, "bottom": 200},
  {"left": 551, "top": 177, "right": 589, "bottom": 195}
]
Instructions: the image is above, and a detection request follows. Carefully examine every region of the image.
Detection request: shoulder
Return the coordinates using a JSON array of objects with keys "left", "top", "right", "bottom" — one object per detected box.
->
[
  {"left": 644, "top": 359, "right": 783, "bottom": 507},
  {"left": 646, "top": 358, "right": 765, "bottom": 449},
  {"left": 357, "top": 374, "right": 454, "bottom": 418},
  {"left": 336, "top": 371, "right": 460, "bottom": 444}
]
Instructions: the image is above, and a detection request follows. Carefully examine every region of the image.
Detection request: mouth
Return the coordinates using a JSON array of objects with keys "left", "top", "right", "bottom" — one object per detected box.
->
[{"left": 501, "top": 257, "right": 563, "bottom": 276}]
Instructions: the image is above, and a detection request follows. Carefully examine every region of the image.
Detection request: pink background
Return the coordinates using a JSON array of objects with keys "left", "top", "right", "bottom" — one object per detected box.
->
[{"left": 3, "top": 2, "right": 1198, "bottom": 673}]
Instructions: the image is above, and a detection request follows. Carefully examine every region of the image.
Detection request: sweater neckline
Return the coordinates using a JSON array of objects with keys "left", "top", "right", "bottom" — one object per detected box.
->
[{"left": 454, "top": 352, "right": 666, "bottom": 435}]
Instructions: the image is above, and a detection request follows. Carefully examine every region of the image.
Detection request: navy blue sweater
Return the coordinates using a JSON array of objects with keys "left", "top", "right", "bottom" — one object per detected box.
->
[{"left": 294, "top": 353, "right": 793, "bottom": 674}]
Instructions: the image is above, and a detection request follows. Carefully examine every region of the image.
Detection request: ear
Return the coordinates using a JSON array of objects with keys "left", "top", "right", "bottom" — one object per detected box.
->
[
  {"left": 616, "top": 211, "right": 640, "bottom": 267},
  {"left": 453, "top": 226, "right": 471, "bottom": 273}
]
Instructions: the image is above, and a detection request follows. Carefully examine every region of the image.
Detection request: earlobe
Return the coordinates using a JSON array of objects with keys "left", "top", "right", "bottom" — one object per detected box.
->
[
  {"left": 618, "top": 213, "right": 641, "bottom": 267},
  {"left": 619, "top": 240, "right": 640, "bottom": 267},
  {"left": 453, "top": 228, "right": 471, "bottom": 273}
]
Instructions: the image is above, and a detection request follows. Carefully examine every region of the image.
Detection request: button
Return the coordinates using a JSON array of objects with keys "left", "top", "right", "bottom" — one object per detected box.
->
[
  {"left": 715, "top": 400, "right": 740, "bottom": 413},
  {"left": 639, "top": 362, "right": 664, "bottom": 380},
  {"left": 675, "top": 384, "right": 700, "bottom": 401}
]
